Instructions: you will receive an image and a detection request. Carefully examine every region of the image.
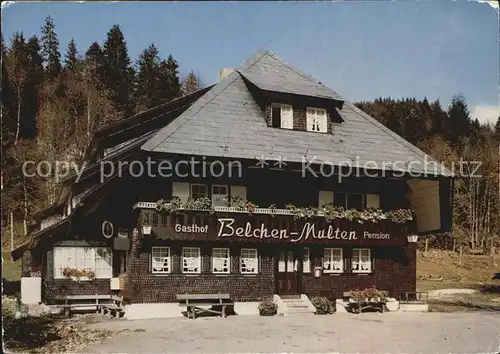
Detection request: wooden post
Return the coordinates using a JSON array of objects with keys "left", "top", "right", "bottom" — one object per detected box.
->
[
  {"left": 424, "top": 238, "right": 428, "bottom": 257},
  {"left": 459, "top": 245, "right": 463, "bottom": 266}
]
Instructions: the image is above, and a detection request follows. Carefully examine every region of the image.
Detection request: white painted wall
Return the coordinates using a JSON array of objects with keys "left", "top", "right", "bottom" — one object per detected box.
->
[
  {"left": 21, "top": 277, "right": 41, "bottom": 304},
  {"left": 407, "top": 179, "right": 441, "bottom": 233}
]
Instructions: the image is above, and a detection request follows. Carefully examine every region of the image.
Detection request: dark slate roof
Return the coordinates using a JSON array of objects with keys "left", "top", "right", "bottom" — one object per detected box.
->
[
  {"left": 239, "top": 50, "right": 344, "bottom": 101},
  {"left": 142, "top": 50, "right": 452, "bottom": 177}
]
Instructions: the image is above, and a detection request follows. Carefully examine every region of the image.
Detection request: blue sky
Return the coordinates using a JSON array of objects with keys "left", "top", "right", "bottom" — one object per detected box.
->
[{"left": 2, "top": 1, "right": 499, "bottom": 124}]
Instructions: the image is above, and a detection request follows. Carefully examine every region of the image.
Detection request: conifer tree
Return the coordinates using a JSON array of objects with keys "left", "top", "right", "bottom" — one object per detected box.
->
[
  {"left": 64, "top": 38, "right": 79, "bottom": 72},
  {"left": 85, "top": 41, "right": 105, "bottom": 86},
  {"left": 494, "top": 116, "right": 500, "bottom": 141},
  {"left": 135, "top": 43, "right": 162, "bottom": 111},
  {"left": 41, "top": 15, "right": 61, "bottom": 79},
  {"left": 446, "top": 94, "right": 473, "bottom": 145},
  {"left": 23, "top": 35, "right": 44, "bottom": 139},
  {"left": 182, "top": 70, "right": 202, "bottom": 96},
  {"left": 102, "top": 24, "right": 134, "bottom": 117},
  {"left": 158, "top": 54, "right": 181, "bottom": 103}
]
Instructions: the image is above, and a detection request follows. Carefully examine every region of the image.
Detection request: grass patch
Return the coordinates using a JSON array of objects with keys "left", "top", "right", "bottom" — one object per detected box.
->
[
  {"left": 2, "top": 251, "right": 22, "bottom": 281},
  {"left": 429, "top": 299, "right": 500, "bottom": 313}
]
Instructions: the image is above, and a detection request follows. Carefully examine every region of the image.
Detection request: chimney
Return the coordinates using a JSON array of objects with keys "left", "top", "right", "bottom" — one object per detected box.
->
[{"left": 219, "top": 68, "right": 234, "bottom": 81}]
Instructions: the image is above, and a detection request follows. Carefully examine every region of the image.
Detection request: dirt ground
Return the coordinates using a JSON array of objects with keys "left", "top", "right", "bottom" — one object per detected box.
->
[{"left": 82, "top": 312, "right": 500, "bottom": 354}]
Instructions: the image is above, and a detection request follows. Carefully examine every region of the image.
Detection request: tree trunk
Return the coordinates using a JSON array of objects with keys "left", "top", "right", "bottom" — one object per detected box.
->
[
  {"left": 469, "top": 178, "right": 474, "bottom": 249},
  {"left": 15, "top": 92, "right": 21, "bottom": 145},
  {"left": 23, "top": 175, "right": 28, "bottom": 237}
]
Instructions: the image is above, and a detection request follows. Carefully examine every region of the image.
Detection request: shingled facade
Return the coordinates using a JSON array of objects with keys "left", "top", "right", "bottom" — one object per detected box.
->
[{"left": 14, "top": 50, "right": 453, "bottom": 306}]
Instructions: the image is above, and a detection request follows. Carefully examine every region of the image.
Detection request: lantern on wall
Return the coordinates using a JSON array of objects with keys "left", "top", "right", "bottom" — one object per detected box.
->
[
  {"left": 141, "top": 224, "right": 152, "bottom": 235},
  {"left": 407, "top": 235, "right": 419, "bottom": 243}
]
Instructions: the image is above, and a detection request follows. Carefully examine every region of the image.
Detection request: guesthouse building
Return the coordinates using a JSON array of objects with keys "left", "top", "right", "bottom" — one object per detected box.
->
[{"left": 13, "top": 50, "right": 453, "bottom": 309}]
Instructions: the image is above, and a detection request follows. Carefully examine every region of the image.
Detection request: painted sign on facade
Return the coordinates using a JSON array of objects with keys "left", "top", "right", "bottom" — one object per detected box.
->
[
  {"left": 174, "top": 218, "right": 392, "bottom": 243},
  {"left": 216, "top": 218, "right": 390, "bottom": 243}
]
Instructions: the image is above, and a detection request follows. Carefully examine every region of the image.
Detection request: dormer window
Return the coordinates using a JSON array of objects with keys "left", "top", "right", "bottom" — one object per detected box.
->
[
  {"left": 271, "top": 103, "right": 293, "bottom": 129},
  {"left": 306, "top": 107, "right": 327, "bottom": 133}
]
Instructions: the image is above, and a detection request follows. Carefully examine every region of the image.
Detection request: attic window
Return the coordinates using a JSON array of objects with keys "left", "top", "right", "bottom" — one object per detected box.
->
[
  {"left": 306, "top": 107, "right": 327, "bottom": 133},
  {"left": 271, "top": 103, "right": 293, "bottom": 129}
]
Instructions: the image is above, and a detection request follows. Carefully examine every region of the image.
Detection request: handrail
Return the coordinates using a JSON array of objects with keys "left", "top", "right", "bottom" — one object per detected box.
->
[
  {"left": 133, "top": 202, "right": 317, "bottom": 216},
  {"left": 399, "top": 291, "right": 428, "bottom": 304}
]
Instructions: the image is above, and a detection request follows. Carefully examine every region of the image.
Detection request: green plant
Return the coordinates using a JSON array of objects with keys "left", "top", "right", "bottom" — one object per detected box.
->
[
  {"left": 184, "top": 197, "right": 212, "bottom": 210},
  {"left": 387, "top": 209, "right": 413, "bottom": 224},
  {"left": 228, "top": 196, "right": 246, "bottom": 209},
  {"left": 320, "top": 203, "right": 345, "bottom": 222},
  {"left": 246, "top": 201, "right": 258, "bottom": 215},
  {"left": 156, "top": 197, "right": 183, "bottom": 214},
  {"left": 258, "top": 298, "right": 278, "bottom": 314},
  {"left": 268, "top": 203, "right": 276, "bottom": 218},
  {"left": 349, "top": 286, "right": 388, "bottom": 305},
  {"left": 286, "top": 204, "right": 318, "bottom": 220},
  {"left": 62, "top": 268, "right": 95, "bottom": 282},
  {"left": 310, "top": 296, "right": 335, "bottom": 314}
]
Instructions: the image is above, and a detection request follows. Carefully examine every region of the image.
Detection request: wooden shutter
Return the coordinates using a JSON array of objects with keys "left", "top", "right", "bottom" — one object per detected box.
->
[
  {"left": 318, "top": 190, "right": 333, "bottom": 208},
  {"left": 46, "top": 249, "right": 53, "bottom": 280},
  {"left": 306, "top": 108, "right": 314, "bottom": 131},
  {"left": 172, "top": 182, "right": 190, "bottom": 202},
  {"left": 280, "top": 104, "right": 293, "bottom": 129},
  {"left": 230, "top": 185, "right": 247, "bottom": 201},
  {"left": 366, "top": 194, "right": 380, "bottom": 209},
  {"left": 318, "top": 109, "right": 327, "bottom": 133},
  {"left": 148, "top": 253, "right": 152, "bottom": 272}
]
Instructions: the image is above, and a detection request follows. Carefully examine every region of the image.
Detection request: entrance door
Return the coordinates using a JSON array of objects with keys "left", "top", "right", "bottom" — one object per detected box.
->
[{"left": 276, "top": 248, "right": 299, "bottom": 295}]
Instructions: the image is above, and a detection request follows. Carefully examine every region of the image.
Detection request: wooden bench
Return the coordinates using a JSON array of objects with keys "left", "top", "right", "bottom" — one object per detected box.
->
[
  {"left": 176, "top": 293, "right": 232, "bottom": 319},
  {"left": 53, "top": 294, "right": 124, "bottom": 318}
]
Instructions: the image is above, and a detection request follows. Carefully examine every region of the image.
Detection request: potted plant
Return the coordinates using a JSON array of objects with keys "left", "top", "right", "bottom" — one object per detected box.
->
[
  {"left": 258, "top": 298, "right": 278, "bottom": 316},
  {"left": 310, "top": 296, "right": 334, "bottom": 315},
  {"left": 268, "top": 203, "right": 276, "bottom": 217},
  {"left": 246, "top": 201, "right": 258, "bottom": 216},
  {"left": 349, "top": 286, "right": 388, "bottom": 313}
]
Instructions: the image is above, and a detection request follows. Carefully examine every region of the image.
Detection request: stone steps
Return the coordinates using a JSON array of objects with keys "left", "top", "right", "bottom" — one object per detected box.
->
[{"left": 277, "top": 294, "right": 316, "bottom": 315}]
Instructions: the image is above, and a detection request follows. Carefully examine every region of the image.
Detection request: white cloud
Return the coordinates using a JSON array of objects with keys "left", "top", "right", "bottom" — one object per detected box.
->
[
  {"left": 475, "top": 1, "right": 499, "bottom": 10},
  {"left": 471, "top": 104, "right": 500, "bottom": 125},
  {"left": 1, "top": 1, "right": 15, "bottom": 9}
]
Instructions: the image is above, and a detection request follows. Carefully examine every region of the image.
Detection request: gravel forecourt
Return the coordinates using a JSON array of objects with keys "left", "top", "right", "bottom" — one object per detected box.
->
[{"left": 82, "top": 312, "right": 500, "bottom": 353}]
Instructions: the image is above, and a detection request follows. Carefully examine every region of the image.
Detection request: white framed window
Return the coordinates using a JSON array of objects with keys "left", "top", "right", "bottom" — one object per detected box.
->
[
  {"left": 211, "top": 185, "right": 228, "bottom": 206},
  {"left": 323, "top": 248, "right": 343, "bottom": 273},
  {"left": 334, "top": 192, "right": 366, "bottom": 210},
  {"left": 212, "top": 248, "right": 230, "bottom": 274},
  {"left": 303, "top": 247, "right": 311, "bottom": 273},
  {"left": 366, "top": 194, "right": 380, "bottom": 209},
  {"left": 352, "top": 248, "right": 372, "bottom": 273},
  {"left": 306, "top": 107, "right": 327, "bottom": 133},
  {"left": 278, "top": 251, "right": 286, "bottom": 272},
  {"left": 191, "top": 184, "right": 208, "bottom": 199},
  {"left": 53, "top": 246, "right": 112, "bottom": 279},
  {"left": 152, "top": 247, "right": 171, "bottom": 274},
  {"left": 271, "top": 103, "right": 293, "bottom": 129},
  {"left": 182, "top": 247, "right": 201, "bottom": 274},
  {"left": 240, "top": 248, "right": 258, "bottom": 274}
]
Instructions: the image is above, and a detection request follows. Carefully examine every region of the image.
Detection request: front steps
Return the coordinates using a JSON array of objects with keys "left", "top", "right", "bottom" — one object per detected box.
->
[{"left": 274, "top": 294, "right": 316, "bottom": 316}]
